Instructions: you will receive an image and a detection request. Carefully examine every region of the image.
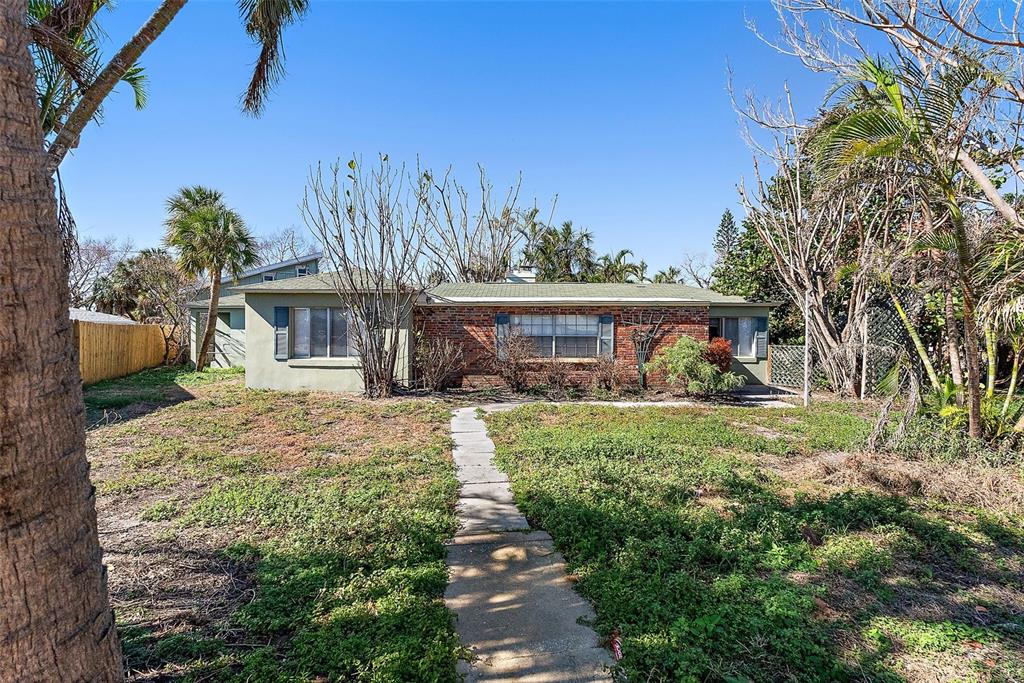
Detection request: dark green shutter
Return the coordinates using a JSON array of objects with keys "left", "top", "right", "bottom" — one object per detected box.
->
[
  {"left": 598, "top": 315, "right": 614, "bottom": 356},
  {"left": 495, "top": 314, "right": 510, "bottom": 358},
  {"left": 274, "top": 307, "right": 289, "bottom": 360},
  {"left": 754, "top": 316, "right": 768, "bottom": 359}
]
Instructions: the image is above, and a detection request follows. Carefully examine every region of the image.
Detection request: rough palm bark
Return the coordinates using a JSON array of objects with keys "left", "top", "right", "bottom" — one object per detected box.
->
[
  {"left": 962, "top": 284, "right": 984, "bottom": 437},
  {"left": 0, "top": 2, "right": 123, "bottom": 679},
  {"left": 985, "top": 324, "right": 998, "bottom": 399},
  {"left": 945, "top": 289, "right": 964, "bottom": 389},
  {"left": 196, "top": 271, "right": 221, "bottom": 371}
]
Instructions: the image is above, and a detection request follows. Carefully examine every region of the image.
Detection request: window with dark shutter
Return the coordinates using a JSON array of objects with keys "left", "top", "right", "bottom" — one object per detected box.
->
[{"left": 273, "top": 307, "right": 289, "bottom": 360}]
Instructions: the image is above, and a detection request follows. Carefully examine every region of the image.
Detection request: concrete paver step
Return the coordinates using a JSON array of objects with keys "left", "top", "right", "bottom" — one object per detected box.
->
[{"left": 445, "top": 407, "right": 611, "bottom": 682}]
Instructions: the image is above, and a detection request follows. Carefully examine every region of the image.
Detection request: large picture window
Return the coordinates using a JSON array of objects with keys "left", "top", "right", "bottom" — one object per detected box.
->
[
  {"left": 292, "top": 307, "right": 356, "bottom": 358},
  {"left": 503, "top": 313, "right": 613, "bottom": 358}
]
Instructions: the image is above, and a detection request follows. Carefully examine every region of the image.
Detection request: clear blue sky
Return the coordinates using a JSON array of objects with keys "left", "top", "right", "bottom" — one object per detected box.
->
[{"left": 61, "top": 0, "right": 830, "bottom": 272}]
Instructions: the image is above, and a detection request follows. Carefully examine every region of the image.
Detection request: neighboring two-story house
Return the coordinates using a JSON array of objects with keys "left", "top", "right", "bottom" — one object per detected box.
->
[{"left": 186, "top": 252, "right": 323, "bottom": 368}]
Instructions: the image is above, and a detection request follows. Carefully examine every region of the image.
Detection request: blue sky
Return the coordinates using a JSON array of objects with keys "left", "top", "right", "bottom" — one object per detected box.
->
[{"left": 62, "top": 0, "right": 830, "bottom": 272}]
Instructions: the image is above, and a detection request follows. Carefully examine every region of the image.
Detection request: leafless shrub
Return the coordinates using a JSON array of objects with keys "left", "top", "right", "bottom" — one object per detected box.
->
[
  {"left": 416, "top": 165, "right": 525, "bottom": 283},
  {"left": 592, "top": 354, "right": 621, "bottom": 392},
  {"left": 544, "top": 358, "right": 573, "bottom": 395},
  {"left": 256, "top": 226, "right": 318, "bottom": 265},
  {"left": 490, "top": 329, "right": 535, "bottom": 392},
  {"left": 414, "top": 334, "right": 465, "bottom": 391},
  {"left": 679, "top": 251, "right": 713, "bottom": 288},
  {"left": 302, "top": 156, "right": 426, "bottom": 398},
  {"left": 623, "top": 309, "right": 666, "bottom": 390}
]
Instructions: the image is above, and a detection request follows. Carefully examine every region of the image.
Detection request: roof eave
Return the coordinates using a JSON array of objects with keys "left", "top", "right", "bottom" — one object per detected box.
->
[
  {"left": 236, "top": 287, "right": 393, "bottom": 295},
  {"left": 421, "top": 296, "right": 711, "bottom": 306},
  {"left": 186, "top": 302, "right": 245, "bottom": 309}
]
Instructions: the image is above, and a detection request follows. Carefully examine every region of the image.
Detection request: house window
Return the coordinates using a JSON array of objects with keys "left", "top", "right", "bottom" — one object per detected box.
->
[
  {"left": 505, "top": 314, "right": 612, "bottom": 358},
  {"left": 263, "top": 273, "right": 276, "bottom": 282},
  {"left": 710, "top": 316, "right": 763, "bottom": 358},
  {"left": 296, "top": 265, "right": 309, "bottom": 277},
  {"left": 291, "top": 307, "right": 356, "bottom": 358}
]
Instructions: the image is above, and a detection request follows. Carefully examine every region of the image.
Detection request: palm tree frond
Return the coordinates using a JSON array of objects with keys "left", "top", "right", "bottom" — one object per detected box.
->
[{"left": 238, "top": 0, "right": 309, "bottom": 116}]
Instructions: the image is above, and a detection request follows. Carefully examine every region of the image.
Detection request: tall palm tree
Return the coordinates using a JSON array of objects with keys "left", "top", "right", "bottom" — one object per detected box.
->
[
  {"left": 3, "top": 2, "right": 308, "bottom": 678},
  {"left": 1, "top": 6, "right": 124, "bottom": 677},
  {"left": 816, "top": 57, "right": 992, "bottom": 437},
  {"left": 30, "top": 0, "right": 148, "bottom": 140},
  {"left": 35, "top": 0, "right": 309, "bottom": 171},
  {"left": 164, "top": 186, "right": 257, "bottom": 371}
]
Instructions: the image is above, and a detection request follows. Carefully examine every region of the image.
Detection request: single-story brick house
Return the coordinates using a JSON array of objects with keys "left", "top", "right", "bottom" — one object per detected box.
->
[{"left": 216, "top": 268, "right": 775, "bottom": 392}]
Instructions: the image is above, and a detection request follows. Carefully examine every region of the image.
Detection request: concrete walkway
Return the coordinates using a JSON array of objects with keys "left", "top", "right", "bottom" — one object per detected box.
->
[{"left": 444, "top": 406, "right": 612, "bottom": 682}]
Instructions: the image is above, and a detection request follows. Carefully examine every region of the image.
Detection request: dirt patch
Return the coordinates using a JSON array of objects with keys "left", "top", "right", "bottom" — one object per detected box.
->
[
  {"left": 102, "top": 517, "right": 255, "bottom": 635},
  {"left": 85, "top": 375, "right": 456, "bottom": 680}
]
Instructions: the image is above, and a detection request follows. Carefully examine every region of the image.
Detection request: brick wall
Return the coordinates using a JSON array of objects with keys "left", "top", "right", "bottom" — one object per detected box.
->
[{"left": 414, "top": 305, "right": 709, "bottom": 389}]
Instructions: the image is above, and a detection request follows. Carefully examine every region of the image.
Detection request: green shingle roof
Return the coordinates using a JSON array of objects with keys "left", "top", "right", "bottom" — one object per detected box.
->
[
  {"left": 232, "top": 272, "right": 379, "bottom": 293},
  {"left": 234, "top": 273, "right": 338, "bottom": 292},
  {"left": 192, "top": 274, "right": 772, "bottom": 306},
  {"left": 424, "top": 282, "right": 760, "bottom": 305}
]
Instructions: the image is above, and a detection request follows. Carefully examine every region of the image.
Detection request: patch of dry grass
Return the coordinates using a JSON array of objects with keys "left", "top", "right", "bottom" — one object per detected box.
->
[{"left": 86, "top": 369, "right": 460, "bottom": 681}]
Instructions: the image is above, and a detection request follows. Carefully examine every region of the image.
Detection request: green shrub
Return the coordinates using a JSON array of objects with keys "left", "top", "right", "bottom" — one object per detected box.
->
[{"left": 649, "top": 336, "right": 744, "bottom": 395}]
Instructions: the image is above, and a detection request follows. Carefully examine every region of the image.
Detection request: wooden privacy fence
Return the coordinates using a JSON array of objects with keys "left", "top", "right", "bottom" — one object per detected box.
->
[{"left": 74, "top": 320, "right": 166, "bottom": 385}]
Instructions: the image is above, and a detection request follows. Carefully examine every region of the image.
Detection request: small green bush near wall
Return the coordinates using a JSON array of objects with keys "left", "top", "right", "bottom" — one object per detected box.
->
[{"left": 649, "top": 337, "right": 744, "bottom": 395}]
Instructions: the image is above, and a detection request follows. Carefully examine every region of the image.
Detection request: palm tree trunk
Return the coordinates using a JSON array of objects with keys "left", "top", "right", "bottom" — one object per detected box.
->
[
  {"left": 890, "top": 290, "right": 941, "bottom": 391},
  {"left": 197, "top": 271, "right": 221, "bottom": 371},
  {"left": 45, "top": 0, "right": 188, "bottom": 171},
  {"left": 945, "top": 289, "right": 964, "bottom": 389},
  {"left": 947, "top": 205, "right": 983, "bottom": 439},
  {"left": 962, "top": 287, "right": 984, "bottom": 438},
  {"left": 1002, "top": 343, "right": 1022, "bottom": 417},
  {"left": 0, "top": 4, "right": 122, "bottom": 678},
  {"left": 985, "top": 324, "right": 997, "bottom": 399}
]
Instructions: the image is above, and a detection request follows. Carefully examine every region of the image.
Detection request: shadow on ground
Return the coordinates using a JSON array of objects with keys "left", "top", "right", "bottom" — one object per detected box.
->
[
  {"left": 84, "top": 366, "right": 239, "bottom": 428},
  {"left": 483, "top": 404, "right": 1024, "bottom": 682}
]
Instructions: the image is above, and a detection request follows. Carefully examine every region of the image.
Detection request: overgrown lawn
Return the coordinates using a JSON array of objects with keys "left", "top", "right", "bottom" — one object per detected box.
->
[
  {"left": 485, "top": 402, "right": 1024, "bottom": 682},
  {"left": 87, "top": 369, "right": 461, "bottom": 681}
]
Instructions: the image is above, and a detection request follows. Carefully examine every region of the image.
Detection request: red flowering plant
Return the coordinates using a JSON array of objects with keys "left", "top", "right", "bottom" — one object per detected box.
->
[{"left": 704, "top": 337, "right": 733, "bottom": 373}]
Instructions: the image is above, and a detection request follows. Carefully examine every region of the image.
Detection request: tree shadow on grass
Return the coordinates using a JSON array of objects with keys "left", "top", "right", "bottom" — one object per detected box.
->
[
  {"left": 84, "top": 366, "right": 243, "bottom": 428},
  {"left": 513, "top": 477, "right": 1022, "bottom": 683},
  {"left": 114, "top": 520, "right": 461, "bottom": 681}
]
